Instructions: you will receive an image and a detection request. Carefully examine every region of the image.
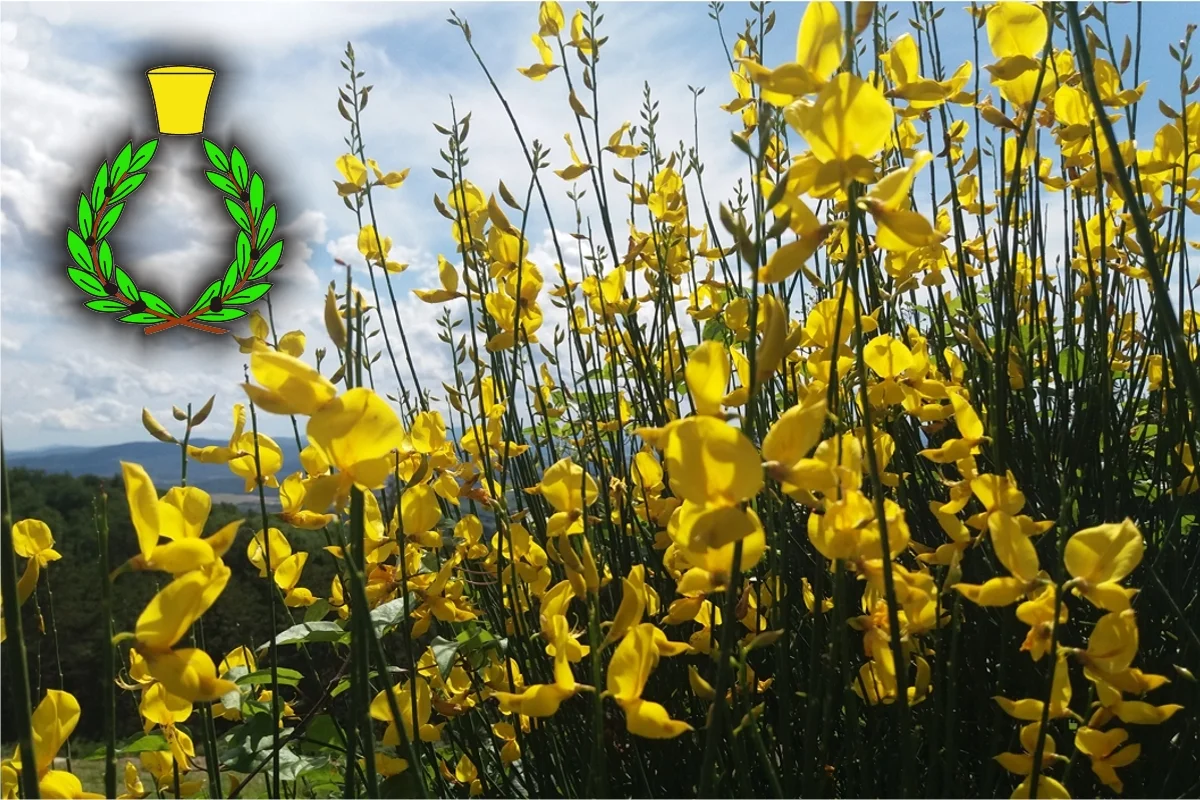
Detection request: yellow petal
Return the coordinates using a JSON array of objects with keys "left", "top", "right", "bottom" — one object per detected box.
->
[
  {"left": 159, "top": 486, "right": 212, "bottom": 539},
  {"left": 786, "top": 73, "right": 894, "bottom": 165},
  {"left": 987, "top": 1, "right": 1048, "bottom": 60},
  {"left": 30, "top": 690, "right": 80, "bottom": 775},
  {"left": 12, "top": 519, "right": 54, "bottom": 559},
  {"left": 135, "top": 563, "right": 230, "bottom": 651},
  {"left": 307, "top": 388, "right": 403, "bottom": 489},
  {"left": 122, "top": 462, "right": 162, "bottom": 561},
  {"left": 621, "top": 697, "right": 693, "bottom": 739},
  {"left": 1064, "top": 519, "right": 1143, "bottom": 585},
  {"left": 686, "top": 341, "right": 731, "bottom": 417},
  {"left": 795, "top": 1, "right": 843, "bottom": 82},
  {"left": 143, "top": 647, "right": 238, "bottom": 703},
  {"left": 758, "top": 227, "right": 831, "bottom": 284},
  {"left": 248, "top": 350, "right": 338, "bottom": 417},
  {"left": 660, "top": 417, "right": 763, "bottom": 506},
  {"left": 335, "top": 154, "right": 367, "bottom": 186},
  {"left": 145, "top": 539, "right": 215, "bottom": 575}
]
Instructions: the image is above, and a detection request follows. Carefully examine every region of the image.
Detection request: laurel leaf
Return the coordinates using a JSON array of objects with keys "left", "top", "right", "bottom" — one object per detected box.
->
[
  {"left": 95, "top": 203, "right": 125, "bottom": 240},
  {"left": 97, "top": 242, "right": 114, "bottom": 280},
  {"left": 249, "top": 173, "right": 265, "bottom": 222},
  {"left": 236, "top": 232, "right": 252, "bottom": 277},
  {"left": 129, "top": 140, "right": 159, "bottom": 172},
  {"left": 119, "top": 312, "right": 161, "bottom": 324},
  {"left": 114, "top": 267, "right": 139, "bottom": 301},
  {"left": 226, "top": 282, "right": 272, "bottom": 305},
  {"left": 91, "top": 162, "right": 109, "bottom": 210},
  {"left": 189, "top": 281, "right": 222, "bottom": 314},
  {"left": 140, "top": 292, "right": 177, "bottom": 316},
  {"left": 196, "top": 308, "right": 248, "bottom": 322},
  {"left": 78, "top": 194, "right": 93, "bottom": 238},
  {"left": 68, "top": 267, "right": 106, "bottom": 297},
  {"left": 231, "top": 148, "right": 249, "bottom": 189},
  {"left": 203, "top": 139, "right": 230, "bottom": 172},
  {"left": 206, "top": 171, "right": 239, "bottom": 197},
  {"left": 257, "top": 206, "right": 277, "bottom": 250},
  {"left": 86, "top": 299, "right": 125, "bottom": 313},
  {"left": 221, "top": 260, "right": 240, "bottom": 296},
  {"left": 110, "top": 173, "right": 147, "bottom": 202},
  {"left": 66, "top": 230, "right": 93, "bottom": 271},
  {"left": 225, "top": 198, "right": 251, "bottom": 232},
  {"left": 111, "top": 142, "right": 134, "bottom": 182},
  {"left": 249, "top": 241, "right": 284, "bottom": 280}
]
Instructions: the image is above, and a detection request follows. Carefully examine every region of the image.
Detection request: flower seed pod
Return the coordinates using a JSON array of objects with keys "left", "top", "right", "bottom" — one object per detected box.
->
[
  {"left": 141, "top": 407, "right": 177, "bottom": 444},
  {"left": 191, "top": 394, "right": 216, "bottom": 427}
]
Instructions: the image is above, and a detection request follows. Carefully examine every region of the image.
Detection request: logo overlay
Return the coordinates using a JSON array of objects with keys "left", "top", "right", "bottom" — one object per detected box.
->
[{"left": 65, "top": 66, "right": 284, "bottom": 335}]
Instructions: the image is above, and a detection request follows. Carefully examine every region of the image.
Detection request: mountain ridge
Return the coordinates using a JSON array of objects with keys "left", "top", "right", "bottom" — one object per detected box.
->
[{"left": 7, "top": 439, "right": 298, "bottom": 507}]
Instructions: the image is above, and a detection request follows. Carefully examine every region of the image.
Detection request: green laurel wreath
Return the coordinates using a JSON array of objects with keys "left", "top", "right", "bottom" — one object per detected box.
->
[{"left": 66, "top": 137, "right": 284, "bottom": 335}]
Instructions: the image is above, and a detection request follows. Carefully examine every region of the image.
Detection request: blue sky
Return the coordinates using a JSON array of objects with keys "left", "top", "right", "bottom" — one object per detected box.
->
[{"left": 0, "top": 1, "right": 1189, "bottom": 452}]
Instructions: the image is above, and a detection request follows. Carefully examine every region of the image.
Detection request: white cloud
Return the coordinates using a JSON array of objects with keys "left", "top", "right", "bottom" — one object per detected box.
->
[{"left": 0, "top": 0, "right": 793, "bottom": 451}]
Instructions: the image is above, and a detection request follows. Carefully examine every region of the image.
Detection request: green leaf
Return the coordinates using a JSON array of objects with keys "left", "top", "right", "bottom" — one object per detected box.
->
[
  {"left": 91, "top": 161, "right": 109, "bottom": 210},
  {"left": 221, "top": 259, "right": 240, "bottom": 296},
  {"left": 86, "top": 299, "right": 125, "bottom": 312},
  {"left": 116, "top": 733, "right": 169, "bottom": 756},
  {"left": 114, "top": 267, "right": 139, "bottom": 300},
  {"left": 195, "top": 308, "right": 247, "bottom": 322},
  {"left": 95, "top": 203, "right": 124, "bottom": 239},
  {"left": 140, "top": 292, "right": 177, "bottom": 316},
  {"left": 206, "top": 171, "right": 239, "bottom": 197},
  {"left": 110, "top": 172, "right": 147, "bottom": 202},
  {"left": 330, "top": 667, "right": 404, "bottom": 698},
  {"left": 236, "top": 667, "right": 304, "bottom": 688},
  {"left": 257, "top": 205, "right": 277, "bottom": 250},
  {"left": 189, "top": 281, "right": 221, "bottom": 313},
  {"left": 226, "top": 282, "right": 271, "bottom": 305},
  {"left": 1058, "top": 345, "right": 1086, "bottom": 382},
  {"left": 299, "top": 715, "right": 346, "bottom": 754},
  {"left": 430, "top": 635, "right": 460, "bottom": 678},
  {"left": 231, "top": 148, "right": 249, "bottom": 189},
  {"left": 219, "top": 712, "right": 290, "bottom": 772},
  {"left": 236, "top": 231, "right": 251, "bottom": 277},
  {"left": 702, "top": 317, "right": 729, "bottom": 342},
  {"left": 68, "top": 267, "right": 105, "bottom": 297},
  {"left": 119, "top": 312, "right": 160, "bottom": 324},
  {"left": 129, "top": 139, "right": 159, "bottom": 172},
  {"left": 381, "top": 771, "right": 427, "bottom": 799},
  {"left": 262, "top": 621, "right": 347, "bottom": 649},
  {"left": 303, "top": 599, "right": 331, "bottom": 622},
  {"left": 249, "top": 240, "right": 284, "bottom": 280},
  {"left": 278, "top": 752, "right": 330, "bottom": 784},
  {"left": 110, "top": 141, "right": 134, "bottom": 182},
  {"left": 77, "top": 194, "right": 93, "bottom": 238},
  {"left": 225, "top": 197, "right": 251, "bottom": 231},
  {"left": 369, "top": 594, "right": 415, "bottom": 635},
  {"left": 249, "top": 173, "right": 265, "bottom": 222},
  {"left": 203, "top": 139, "right": 230, "bottom": 172},
  {"left": 66, "top": 230, "right": 93, "bottom": 271},
  {"left": 97, "top": 241, "right": 114, "bottom": 280}
]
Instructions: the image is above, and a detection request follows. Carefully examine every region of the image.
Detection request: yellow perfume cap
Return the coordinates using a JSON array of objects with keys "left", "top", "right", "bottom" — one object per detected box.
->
[{"left": 147, "top": 66, "right": 215, "bottom": 135}]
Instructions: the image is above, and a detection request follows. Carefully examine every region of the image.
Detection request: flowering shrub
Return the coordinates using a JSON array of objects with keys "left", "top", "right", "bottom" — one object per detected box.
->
[{"left": 3, "top": 2, "right": 1198, "bottom": 798}]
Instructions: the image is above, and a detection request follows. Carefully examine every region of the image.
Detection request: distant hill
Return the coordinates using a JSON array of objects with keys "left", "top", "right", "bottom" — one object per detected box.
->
[{"left": 7, "top": 439, "right": 301, "bottom": 508}]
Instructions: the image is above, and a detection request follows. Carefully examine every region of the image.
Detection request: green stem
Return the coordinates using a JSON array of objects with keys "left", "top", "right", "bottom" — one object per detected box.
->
[
  {"left": 247, "top": 400, "right": 282, "bottom": 799},
  {"left": 0, "top": 439, "right": 40, "bottom": 800},
  {"left": 96, "top": 488, "right": 118, "bottom": 800}
]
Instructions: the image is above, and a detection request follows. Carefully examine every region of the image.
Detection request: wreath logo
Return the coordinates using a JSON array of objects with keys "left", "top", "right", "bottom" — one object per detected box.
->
[{"left": 66, "top": 66, "right": 283, "bottom": 335}]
